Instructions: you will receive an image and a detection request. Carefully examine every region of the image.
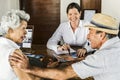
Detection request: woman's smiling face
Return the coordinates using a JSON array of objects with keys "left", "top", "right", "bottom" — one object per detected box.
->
[{"left": 67, "top": 8, "right": 81, "bottom": 23}]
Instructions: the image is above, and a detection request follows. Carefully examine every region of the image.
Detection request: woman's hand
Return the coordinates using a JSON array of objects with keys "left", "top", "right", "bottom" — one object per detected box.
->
[
  {"left": 57, "top": 43, "right": 70, "bottom": 51},
  {"left": 77, "top": 48, "right": 87, "bottom": 58},
  {"left": 9, "top": 50, "right": 30, "bottom": 70}
]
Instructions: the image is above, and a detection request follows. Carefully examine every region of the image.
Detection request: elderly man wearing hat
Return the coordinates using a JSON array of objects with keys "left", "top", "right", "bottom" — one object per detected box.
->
[{"left": 9, "top": 13, "right": 120, "bottom": 80}]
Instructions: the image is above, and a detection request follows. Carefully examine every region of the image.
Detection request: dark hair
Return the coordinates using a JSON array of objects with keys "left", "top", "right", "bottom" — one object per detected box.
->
[{"left": 66, "top": 2, "right": 81, "bottom": 14}]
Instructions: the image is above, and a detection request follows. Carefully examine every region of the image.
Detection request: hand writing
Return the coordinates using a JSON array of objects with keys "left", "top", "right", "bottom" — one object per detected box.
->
[{"left": 57, "top": 43, "right": 70, "bottom": 51}]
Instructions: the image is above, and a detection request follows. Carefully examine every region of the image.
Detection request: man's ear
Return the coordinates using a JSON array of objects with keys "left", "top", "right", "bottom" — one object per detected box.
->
[{"left": 100, "top": 32, "right": 106, "bottom": 40}]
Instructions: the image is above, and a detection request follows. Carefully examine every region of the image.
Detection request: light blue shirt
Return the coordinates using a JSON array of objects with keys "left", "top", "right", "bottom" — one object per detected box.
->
[{"left": 72, "top": 37, "right": 120, "bottom": 80}]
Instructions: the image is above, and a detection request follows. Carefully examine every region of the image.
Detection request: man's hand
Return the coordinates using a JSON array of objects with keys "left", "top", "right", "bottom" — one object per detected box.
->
[
  {"left": 77, "top": 48, "right": 87, "bottom": 58},
  {"left": 9, "top": 50, "right": 30, "bottom": 70}
]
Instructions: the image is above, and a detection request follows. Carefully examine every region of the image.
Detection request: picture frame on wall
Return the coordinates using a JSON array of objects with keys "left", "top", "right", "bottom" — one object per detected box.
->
[{"left": 83, "top": 9, "right": 96, "bottom": 22}]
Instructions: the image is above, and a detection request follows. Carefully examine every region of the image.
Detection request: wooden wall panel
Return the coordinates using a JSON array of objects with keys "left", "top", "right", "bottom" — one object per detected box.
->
[
  {"left": 20, "top": 0, "right": 60, "bottom": 45},
  {"left": 81, "top": 0, "right": 101, "bottom": 10}
]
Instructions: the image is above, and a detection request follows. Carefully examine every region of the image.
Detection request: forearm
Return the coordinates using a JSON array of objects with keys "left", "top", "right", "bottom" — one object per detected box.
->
[
  {"left": 47, "top": 39, "right": 59, "bottom": 51},
  {"left": 13, "top": 67, "right": 34, "bottom": 80},
  {"left": 28, "top": 66, "right": 78, "bottom": 80}
]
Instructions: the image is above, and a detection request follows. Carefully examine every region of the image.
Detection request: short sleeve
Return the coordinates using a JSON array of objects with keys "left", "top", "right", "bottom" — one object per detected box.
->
[{"left": 72, "top": 53, "right": 104, "bottom": 79}]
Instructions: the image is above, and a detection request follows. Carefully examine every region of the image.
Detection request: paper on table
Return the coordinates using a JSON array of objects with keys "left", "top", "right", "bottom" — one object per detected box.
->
[{"left": 55, "top": 48, "right": 76, "bottom": 55}]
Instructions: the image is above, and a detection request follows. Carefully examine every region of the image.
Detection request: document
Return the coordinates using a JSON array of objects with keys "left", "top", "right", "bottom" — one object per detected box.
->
[{"left": 55, "top": 48, "right": 76, "bottom": 55}]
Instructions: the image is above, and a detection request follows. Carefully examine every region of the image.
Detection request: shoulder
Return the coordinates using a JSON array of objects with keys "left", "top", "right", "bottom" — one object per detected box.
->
[
  {"left": 59, "top": 21, "right": 70, "bottom": 27},
  {"left": 0, "top": 38, "right": 10, "bottom": 49},
  {"left": 78, "top": 20, "right": 89, "bottom": 33},
  {"left": 0, "top": 37, "right": 19, "bottom": 55},
  {"left": 56, "top": 21, "right": 70, "bottom": 30},
  {"left": 0, "top": 37, "right": 5, "bottom": 42},
  {"left": 80, "top": 20, "right": 88, "bottom": 28}
]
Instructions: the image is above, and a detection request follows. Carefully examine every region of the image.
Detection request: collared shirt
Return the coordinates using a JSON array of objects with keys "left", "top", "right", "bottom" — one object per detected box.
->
[
  {"left": 72, "top": 37, "right": 120, "bottom": 80},
  {"left": 47, "top": 20, "right": 92, "bottom": 52},
  {"left": 0, "top": 37, "right": 20, "bottom": 80}
]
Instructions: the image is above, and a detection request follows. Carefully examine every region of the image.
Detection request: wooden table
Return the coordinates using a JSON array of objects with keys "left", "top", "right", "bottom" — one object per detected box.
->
[{"left": 21, "top": 45, "right": 94, "bottom": 80}]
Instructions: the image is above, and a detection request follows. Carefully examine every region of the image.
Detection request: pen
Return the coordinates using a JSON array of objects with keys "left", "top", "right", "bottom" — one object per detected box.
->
[
  {"left": 63, "top": 43, "right": 70, "bottom": 55},
  {"left": 68, "top": 48, "right": 71, "bottom": 55},
  {"left": 61, "top": 42, "right": 71, "bottom": 55}
]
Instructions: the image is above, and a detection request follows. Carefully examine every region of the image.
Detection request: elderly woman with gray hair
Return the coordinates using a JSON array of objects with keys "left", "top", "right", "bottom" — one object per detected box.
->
[{"left": 0, "top": 10, "right": 34, "bottom": 80}]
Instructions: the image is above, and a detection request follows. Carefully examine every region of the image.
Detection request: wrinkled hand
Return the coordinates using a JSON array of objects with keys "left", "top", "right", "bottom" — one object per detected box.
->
[
  {"left": 9, "top": 50, "right": 30, "bottom": 70},
  {"left": 77, "top": 48, "right": 87, "bottom": 58},
  {"left": 57, "top": 43, "right": 70, "bottom": 51}
]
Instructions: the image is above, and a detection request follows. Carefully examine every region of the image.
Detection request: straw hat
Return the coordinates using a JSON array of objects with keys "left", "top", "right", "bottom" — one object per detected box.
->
[{"left": 85, "top": 13, "right": 119, "bottom": 34}]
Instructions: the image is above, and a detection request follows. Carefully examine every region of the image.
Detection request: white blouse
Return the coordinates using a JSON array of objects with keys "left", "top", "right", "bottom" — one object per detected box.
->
[
  {"left": 47, "top": 20, "right": 92, "bottom": 52},
  {"left": 0, "top": 37, "right": 19, "bottom": 80}
]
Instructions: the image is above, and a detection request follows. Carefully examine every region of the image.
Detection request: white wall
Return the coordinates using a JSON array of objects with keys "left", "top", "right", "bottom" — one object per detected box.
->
[
  {"left": 0, "top": 0, "right": 19, "bottom": 21},
  {"left": 9, "top": 0, "right": 19, "bottom": 10},
  {"left": 102, "top": 0, "right": 120, "bottom": 22},
  {"left": 60, "top": 0, "right": 80, "bottom": 23}
]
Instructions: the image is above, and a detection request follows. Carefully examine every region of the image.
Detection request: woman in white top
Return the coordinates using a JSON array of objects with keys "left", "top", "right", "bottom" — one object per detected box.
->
[
  {"left": 47, "top": 2, "right": 93, "bottom": 57},
  {"left": 0, "top": 10, "right": 34, "bottom": 80}
]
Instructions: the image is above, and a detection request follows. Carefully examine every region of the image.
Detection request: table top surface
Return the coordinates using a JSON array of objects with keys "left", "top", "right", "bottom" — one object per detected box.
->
[{"left": 21, "top": 45, "right": 94, "bottom": 80}]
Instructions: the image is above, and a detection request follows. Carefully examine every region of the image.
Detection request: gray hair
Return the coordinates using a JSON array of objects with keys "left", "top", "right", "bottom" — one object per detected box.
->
[
  {"left": 0, "top": 9, "right": 30, "bottom": 35},
  {"left": 96, "top": 30, "right": 117, "bottom": 39}
]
